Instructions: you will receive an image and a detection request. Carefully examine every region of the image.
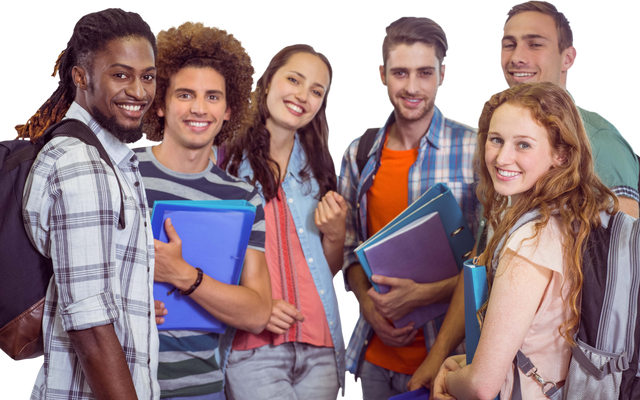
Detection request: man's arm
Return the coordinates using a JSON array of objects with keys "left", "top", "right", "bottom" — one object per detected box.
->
[
  {"left": 154, "top": 218, "right": 272, "bottom": 334},
  {"left": 315, "top": 190, "right": 348, "bottom": 276},
  {"left": 68, "top": 324, "right": 138, "bottom": 399},
  {"left": 408, "top": 270, "right": 466, "bottom": 391},
  {"left": 618, "top": 196, "right": 639, "bottom": 219}
]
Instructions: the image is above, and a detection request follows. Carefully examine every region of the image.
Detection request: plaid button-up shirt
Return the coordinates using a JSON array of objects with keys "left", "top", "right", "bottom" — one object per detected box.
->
[
  {"left": 338, "top": 107, "right": 478, "bottom": 378},
  {"left": 23, "top": 102, "right": 160, "bottom": 399}
]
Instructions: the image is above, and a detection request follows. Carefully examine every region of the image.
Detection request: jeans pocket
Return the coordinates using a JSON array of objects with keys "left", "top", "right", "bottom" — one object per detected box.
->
[{"left": 227, "top": 348, "right": 259, "bottom": 368}]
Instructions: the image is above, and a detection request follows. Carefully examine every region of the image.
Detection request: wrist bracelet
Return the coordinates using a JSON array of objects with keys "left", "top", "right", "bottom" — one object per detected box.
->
[{"left": 167, "top": 268, "right": 203, "bottom": 296}]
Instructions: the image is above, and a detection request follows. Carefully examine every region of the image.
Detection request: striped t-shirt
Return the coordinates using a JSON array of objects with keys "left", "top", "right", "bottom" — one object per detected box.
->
[{"left": 135, "top": 146, "right": 266, "bottom": 398}]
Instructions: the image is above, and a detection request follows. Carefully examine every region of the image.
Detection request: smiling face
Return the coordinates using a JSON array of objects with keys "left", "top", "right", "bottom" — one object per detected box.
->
[
  {"left": 485, "top": 103, "right": 561, "bottom": 203},
  {"left": 381, "top": 42, "right": 444, "bottom": 123},
  {"left": 264, "top": 52, "right": 330, "bottom": 136},
  {"left": 159, "top": 66, "right": 230, "bottom": 151},
  {"left": 75, "top": 37, "right": 156, "bottom": 143},
  {"left": 501, "top": 11, "right": 575, "bottom": 88}
]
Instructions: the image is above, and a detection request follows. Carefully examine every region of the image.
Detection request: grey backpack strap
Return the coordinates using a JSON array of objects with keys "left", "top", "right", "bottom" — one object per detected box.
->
[
  {"left": 512, "top": 350, "right": 562, "bottom": 399},
  {"left": 491, "top": 209, "right": 542, "bottom": 275},
  {"left": 356, "top": 128, "right": 378, "bottom": 176}
]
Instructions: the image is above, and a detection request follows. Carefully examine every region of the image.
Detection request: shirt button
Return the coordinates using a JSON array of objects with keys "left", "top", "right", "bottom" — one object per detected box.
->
[
  {"left": 372, "top": 175, "right": 376, "bottom": 180},
  {"left": 288, "top": 198, "right": 294, "bottom": 203},
  {"left": 320, "top": 290, "right": 325, "bottom": 295},
  {"left": 308, "top": 258, "right": 313, "bottom": 263},
  {"left": 329, "top": 321, "right": 333, "bottom": 326},
  {"left": 147, "top": 267, "right": 150, "bottom": 272},
  {"left": 298, "top": 228, "right": 304, "bottom": 234},
  {"left": 148, "top": 311, "right": 151, "bottom": 317},
  {"left": 134, "top": 181, "right": 140, "bottom": 187},
  {"left": 364, "top": 340, "right": 369, "bottom": 345},
  {"left": 356, "top": 203, "right": 360, "bottom": 208},
  {"left": 144, "top": 222, "right": 147, "bottom": 227},
  {"left": 147, "top": 358, "right": 151, "bottom": 364}
]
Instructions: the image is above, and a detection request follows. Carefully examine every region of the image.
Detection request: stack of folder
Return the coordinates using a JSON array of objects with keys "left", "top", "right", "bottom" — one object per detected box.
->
[
  {"left": 355, "top": 183, "right": 475, "bottom": 328},
  {"left": 151, "top": 200, "right": 257, "bottom": 333}
]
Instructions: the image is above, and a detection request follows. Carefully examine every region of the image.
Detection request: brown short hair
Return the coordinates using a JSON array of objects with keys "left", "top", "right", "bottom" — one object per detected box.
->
[
  {"left": 506, "top": 1, "right": 573, "bottom": 52},
  {"left": 382, "top": 17, "right": 448, "bottom": 69}
]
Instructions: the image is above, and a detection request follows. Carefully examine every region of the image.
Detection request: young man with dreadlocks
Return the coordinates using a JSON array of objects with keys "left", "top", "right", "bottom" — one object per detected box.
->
[
  {"left": 135, "top": 22, "right": 271, "bottom": 400},
  {"left": 20, "top": 9, "right": 160, "bottom": 400}
]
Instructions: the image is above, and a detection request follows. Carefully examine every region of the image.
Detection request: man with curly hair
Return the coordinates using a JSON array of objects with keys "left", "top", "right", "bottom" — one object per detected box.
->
[{"left": 134, "top": 22, "right": 272, "bottom": 400}]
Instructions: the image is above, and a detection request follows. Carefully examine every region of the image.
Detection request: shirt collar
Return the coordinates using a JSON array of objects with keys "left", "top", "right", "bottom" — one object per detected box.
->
[
  {"left": 369, "top": 106, "right": 444, "bottom": 157},
  {"left": 237, "top": 133, "right": 306, "bottom": 184},
  {"left": 64, "top": 102, "right": 138, "bottom": 168}
]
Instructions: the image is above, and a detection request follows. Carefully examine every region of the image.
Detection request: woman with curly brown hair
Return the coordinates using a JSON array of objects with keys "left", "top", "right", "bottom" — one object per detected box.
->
[
  {"left": 432, "top": 82, "right": 618, "bottom": 400},
  {"left": 222, "top": 45, "right": 346, "bottom": 399}
]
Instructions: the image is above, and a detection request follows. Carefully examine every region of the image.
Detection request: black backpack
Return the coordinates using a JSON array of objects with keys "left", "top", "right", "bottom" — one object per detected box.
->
[{"left": 0, "top": 119, "right": 124, "bottom": 360}]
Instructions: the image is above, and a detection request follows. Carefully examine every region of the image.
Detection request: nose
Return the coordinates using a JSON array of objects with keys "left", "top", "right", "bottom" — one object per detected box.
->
[
  {"left": 190, "top": 97, "right": 207, "bottom": 116},
  {"left": 406, "top": 73, "right": 419, "bottom": 94},
  {"left": 295, "top": 87, "right": 308, "bottom": 103},
  {"left": 125, "top": 77, "right": 146, "bottom": 100},
  {"left": 495, "top": 145, "right": 515, "bottom": 166},
  {"left": 509, "top": 44, "right": 528, "bottom": 66}
]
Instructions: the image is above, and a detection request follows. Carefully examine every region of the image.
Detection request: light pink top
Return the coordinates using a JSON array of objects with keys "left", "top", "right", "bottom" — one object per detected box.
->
[{"left": 499, "top": 217, "right": 573, "bottom": 400}]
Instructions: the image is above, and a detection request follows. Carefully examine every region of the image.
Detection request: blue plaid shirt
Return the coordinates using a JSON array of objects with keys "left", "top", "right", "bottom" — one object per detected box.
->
[{"left": 338, "top": 107, "right": 478, "bottom": 378}]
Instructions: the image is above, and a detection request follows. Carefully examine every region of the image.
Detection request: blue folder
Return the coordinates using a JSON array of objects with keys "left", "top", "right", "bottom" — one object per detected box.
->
[
  {"left": 355, "top": 183, "right": 474, "bottom": 293},
  {"left": 389, "top": 387, "right": 430, "bottom": 399},
  {"left": 151, "top": 200, "right": 256, "bottom": 333},
  {"left": 463, "top": 258, "right": 489, "bottom": 365}
]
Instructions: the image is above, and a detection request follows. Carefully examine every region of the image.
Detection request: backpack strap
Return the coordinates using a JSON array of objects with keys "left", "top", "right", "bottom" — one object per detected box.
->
[
  {"left": 356, "top": 128, "right": 379, "bottom": 176},
  {"left": 40, "top": 119, "right": 126, "bottom": 230},
  {"left": 511, "top": 350, "right": 562, "bottom": 399}
]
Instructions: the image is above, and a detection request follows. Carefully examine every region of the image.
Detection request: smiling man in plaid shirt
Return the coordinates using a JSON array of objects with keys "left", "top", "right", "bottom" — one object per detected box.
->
[{"left": 338, "top": 17, "right": 478, "bottom": 399}]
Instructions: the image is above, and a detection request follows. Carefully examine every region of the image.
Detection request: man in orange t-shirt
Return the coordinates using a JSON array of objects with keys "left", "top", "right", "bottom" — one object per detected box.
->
[{"left": 338, "top": 16, "right": 478, "bottom": 399}]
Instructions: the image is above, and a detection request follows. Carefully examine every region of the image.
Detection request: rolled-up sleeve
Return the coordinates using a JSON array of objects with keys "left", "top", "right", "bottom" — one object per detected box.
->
[{"left": 24, "top": 140, "right": 122, "bottom": 332}]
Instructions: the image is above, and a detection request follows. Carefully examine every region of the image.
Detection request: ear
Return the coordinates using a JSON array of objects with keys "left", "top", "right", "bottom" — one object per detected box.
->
[
  {"left": 561, "top": 46, "right": 576, "bottom": 73},
  {"left": 379, "top": 65, "right": 387, "bottom": 86},
  {"left": 376, "top": 62, "right": 387, "bottom": 88},
  {"left": 224, "top": 106, "right": 231, "bottom": 121},
  {"left": 553, "top": 150, "right": 567, "bottom": 167},
  {"left": 157, "top": 106, "right": 165, "bottom": 118},
  {"left": 440, "top": 61, "right": 449, "bottom": 89},
  {"left": 72, "top": 66, "right": 88, "bottom": 90}
]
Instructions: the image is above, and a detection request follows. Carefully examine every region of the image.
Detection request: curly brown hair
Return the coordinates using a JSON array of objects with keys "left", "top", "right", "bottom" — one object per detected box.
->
[{"left": 143, "top": 22, "right": 253, "bottom": 145}]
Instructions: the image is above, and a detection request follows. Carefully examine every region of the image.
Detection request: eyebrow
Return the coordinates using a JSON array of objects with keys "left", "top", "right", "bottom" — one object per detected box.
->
[
  {"left": 175, "top": 88, "right": 225, "bottom": 96},
  {"left": 289, "top": 70, "right": 326, "bottom": 90},
  {"left": 107, "top": 63, "right": 157, "bottom": 73},
  {"left": 502, "top": 34, "right": 550, "bottom": 42},
  {"left": 487, "top": 132, "right": 538, "bottom": 141}
]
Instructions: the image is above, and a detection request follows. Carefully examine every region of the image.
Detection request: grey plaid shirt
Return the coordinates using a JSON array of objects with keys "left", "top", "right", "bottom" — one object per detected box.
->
[{"left": 23, "top": 102, "right": 160, "bottom": 399}]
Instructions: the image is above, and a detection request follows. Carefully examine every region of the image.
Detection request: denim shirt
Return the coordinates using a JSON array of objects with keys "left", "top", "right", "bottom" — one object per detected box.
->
[{"left": 218, "top": 134, "right": 346, "bottom": 392}]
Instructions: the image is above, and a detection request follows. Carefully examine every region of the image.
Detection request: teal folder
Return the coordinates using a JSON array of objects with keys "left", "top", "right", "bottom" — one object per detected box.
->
[
  {"left": 151, "top": 200, "right": 256, "bottom": 333},
  {"left": 463, "top": 258, "right": 489, "bottom": 365},
  {"left": 355, "top": 183, "right": 474, "bottom": 293}
]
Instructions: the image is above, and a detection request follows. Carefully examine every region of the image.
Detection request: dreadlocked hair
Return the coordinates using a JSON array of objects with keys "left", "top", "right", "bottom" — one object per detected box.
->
[
  {"left": 16, "top": 8, "right": 157, "bottom": 142},
  {"left": 143, "top": 22, "right": 254, "bottom": 145},
  {"left": 475, "top": 82, "right": 617, "bottom": 345},
  {"left": 223, "top": 44, "right": 336, "bottom": 202}
]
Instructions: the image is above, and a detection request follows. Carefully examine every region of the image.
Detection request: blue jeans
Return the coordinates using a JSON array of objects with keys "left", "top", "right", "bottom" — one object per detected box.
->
[
  {"left": 225, "top": 342, "right": 339, "bottom": 400},
  {"left": 360, "top": 360, "right": 412, "bottom": 400}
]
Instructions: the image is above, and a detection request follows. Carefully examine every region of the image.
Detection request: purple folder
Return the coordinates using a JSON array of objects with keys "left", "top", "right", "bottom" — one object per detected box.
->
[
  {"left": 363, "top": 212, "right": 458, "bottom": 328},
  {"left": 390, "top": 387, "right": 430, "bottom": 399}
]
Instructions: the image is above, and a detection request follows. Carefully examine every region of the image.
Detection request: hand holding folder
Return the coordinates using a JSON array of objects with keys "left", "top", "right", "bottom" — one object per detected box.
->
[{"left": 151, "top": 200, "right": 256, "bottom": 333}]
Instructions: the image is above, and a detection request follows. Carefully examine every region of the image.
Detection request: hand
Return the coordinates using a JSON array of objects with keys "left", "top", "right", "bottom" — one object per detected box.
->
[
  {"left": 432, "top": 356, "right": 465, "bottom": 400},
  {"left": 155, "top": 300, "right": 167, "bottom": 325},
  {"left": 361, "top": 297, "right": 417, "bottom": 347},
  {"left": 265, "top": 299, "right": 305, "bottom": 335},
  {"left": 154, "top": 218, "right": 195, "bottom": 288},
  {"left": 407, "top": 352, "right": 444, "bottom": 392},
  {"left": 314, "top": 191, "right": 348, "bottom": 243},
  {"left": 368, "top": 275, "right": 420, "bottom": 321}
]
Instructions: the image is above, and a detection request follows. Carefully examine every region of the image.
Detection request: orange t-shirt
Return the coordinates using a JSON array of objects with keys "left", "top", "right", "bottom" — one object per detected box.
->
[
  {"left": 233, "top": 186, "right": 333, "bottom": 350},
  {"left": 364, "top": 133, "right": 427, "bottom": 375}
]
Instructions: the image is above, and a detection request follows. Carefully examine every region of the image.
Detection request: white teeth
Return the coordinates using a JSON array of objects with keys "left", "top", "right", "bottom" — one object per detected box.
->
[
  {"left": 187, "top": 121, "right": 209, "bottom": 127},
  {"left": 498, "top": 168, "right": 521, "bottom": 177},
  {"left": 405, "top": 99, "right": 420, "bottom": 103},
  {"left": 285, "top": 102, "right": 303, "bottom": 113},
  {"left": 118, "top": 104, "right": 142, "bottom": 111},
  {"left": 514, "top": 72, "right": 535, "bottom": 77}
]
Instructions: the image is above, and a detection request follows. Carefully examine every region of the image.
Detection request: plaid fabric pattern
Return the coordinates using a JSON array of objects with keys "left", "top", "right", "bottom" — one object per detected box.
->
[
  {"left": 338, "top": 107, "right": 477, "bottom": 377},
  {"left": 23, "top": 103, "right": 159, "bottom": 399}
]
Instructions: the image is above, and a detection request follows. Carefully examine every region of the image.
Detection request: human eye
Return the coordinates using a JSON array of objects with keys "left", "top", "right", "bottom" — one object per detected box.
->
[
  {"left": 142, "top": 74, "right": 155, "bottom": 81},
  {"left": 420, "top": 70, "right": 434, "bottom": 77},
  {"left": 177, "top": 93, "right": 192, "bottom": 99},
  {"left": 488, "top": 136, "right": 503, "bottom": 145},
  {"left": 392, "top": 70, "right": 406, "bottom": 77},
  {"left": 502, "top": 41, "right": 515, "bottom": 49},
  {"left": 208, "top": 94, "right": 220, "bottom": 101},
  {"left": 114, "top": 72, "right": 128, "bottom": 79},
  {"left": 312, "top": 89, "right": 323, "bottom": 97},
  {"left": 518, "top": 141, "right": 531, "bottom": 149},
  {"left": 287, "top": 77, "right": 299, "bottom": 84}
]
